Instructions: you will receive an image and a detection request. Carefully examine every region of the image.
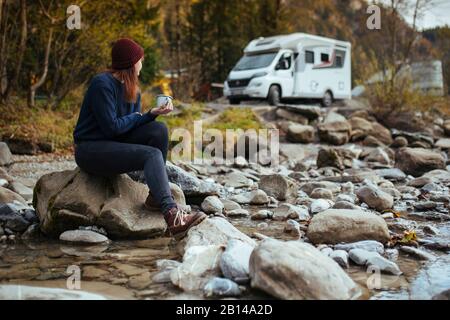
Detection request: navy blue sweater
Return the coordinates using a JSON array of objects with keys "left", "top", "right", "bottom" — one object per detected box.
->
[{"left": 73, "top": 72, "right": 157, "bottom": 143}]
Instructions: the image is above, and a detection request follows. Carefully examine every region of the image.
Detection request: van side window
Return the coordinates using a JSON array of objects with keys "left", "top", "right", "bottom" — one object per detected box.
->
[
  {"left": 333, "top": 50, "right": 346, "bottom": 68},
  {"left": 336, "top": 56, "right": 343, "bottom": 67},
  {"left": 305, "top": 51, "right": 314, "bottom": 64},
  {"left": 321, "top": 53, "right": 330, "bottom": 62},
  {"left": 277, "top": 55, "right": 291, "bottom": 70}
]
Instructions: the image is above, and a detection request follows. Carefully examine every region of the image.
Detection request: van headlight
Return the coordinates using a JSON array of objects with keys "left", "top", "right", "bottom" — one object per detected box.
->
[
  {"left": 252, "top": 72, "right": 268, "bottom": 78},
  {"left": 250, "top": 81, "right": 263, "bottom": 87}
]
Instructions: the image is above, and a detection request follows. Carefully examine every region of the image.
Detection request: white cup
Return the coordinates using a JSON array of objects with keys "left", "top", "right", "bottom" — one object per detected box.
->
[{"left": 156, "top": 94, "right": 173, "bottom": 109}]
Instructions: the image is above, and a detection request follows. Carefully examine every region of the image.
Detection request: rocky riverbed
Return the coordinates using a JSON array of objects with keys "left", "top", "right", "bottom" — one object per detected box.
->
[{"left": 1, "top": 100, "right": 450, "bottom": 300}]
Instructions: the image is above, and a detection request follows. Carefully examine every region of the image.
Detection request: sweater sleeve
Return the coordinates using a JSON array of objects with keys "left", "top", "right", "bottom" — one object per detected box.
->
[
  {"left": 134, "top": 93, "right": 158, "bottom": 125},
  {"left": 90, "top": 83, "right": 145, "bottom": 138}
]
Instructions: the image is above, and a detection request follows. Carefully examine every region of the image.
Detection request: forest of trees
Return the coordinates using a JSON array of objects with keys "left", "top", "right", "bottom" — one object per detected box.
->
[{"left": 0, "top": 0, "right": 448, "bottom": 108}]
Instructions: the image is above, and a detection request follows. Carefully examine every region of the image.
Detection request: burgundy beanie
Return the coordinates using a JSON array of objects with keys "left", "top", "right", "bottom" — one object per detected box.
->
[{"left": 111, "top": 38, "right": 144, "bottom": 70}]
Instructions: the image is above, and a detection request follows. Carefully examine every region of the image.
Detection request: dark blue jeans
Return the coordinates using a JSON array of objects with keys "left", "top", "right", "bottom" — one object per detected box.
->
[{"left": 74, "top": 121, "right": 177, "bottom": 214}]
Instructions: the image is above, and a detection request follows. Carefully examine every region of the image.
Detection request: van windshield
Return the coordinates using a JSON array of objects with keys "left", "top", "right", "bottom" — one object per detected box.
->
[{"left": 233, "top": 52, "right": 278, "bottom": 71}]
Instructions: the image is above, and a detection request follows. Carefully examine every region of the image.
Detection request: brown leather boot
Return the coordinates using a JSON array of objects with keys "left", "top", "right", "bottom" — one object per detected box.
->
[{"left": 164, "top": 205, "right": 207, "bottom": 240}]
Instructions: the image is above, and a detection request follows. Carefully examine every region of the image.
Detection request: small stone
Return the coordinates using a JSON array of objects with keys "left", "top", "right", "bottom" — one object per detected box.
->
[
  {"left": 201, "top": 196, "right": 224, "bottom": 214},
  {"left": 234, "top": 156, "right": 248, "bottom": 168},
  {"left": 128, "top": 272, "right": 152, "bottom": 290},
  {"left": 333, "top": 201, "right": 360, "bottom": 210},
  {"left": 226, "top": 208, "right": 249, "bottom": 218},
  {"left": 204, "top": 277, "right": 241, "bottom": 298},
  {"left": 283, "top": 219, "right": 301, "bottom": 236},
  {"left": 251, "top": 210, "right": 273, "bottom": 220},
  {"left": 330, "top": 250, "right": 349, "bottom": 268},
  {"left": 320, "top": 247, "right": 333, "bottom": 256},
  {"left": 223, "top": 172, "right": 252, "bottom": 188},
  {"left": 257, "top": 222, "right": 269, "bottom": 229},
  {"left": 407, "top": 177, "right": 433, "bottom": 188},
  {"left": 249, "top": 190, "right": 270, "bottom": 205},
  {"left": 310, "top": 188, "right": 333, "bottom": 200},
  {"left": 356, "top": 185, "right": 393, "bottom": 211},
  {"left": 8, "top": 181, "right": 33, "bottom": 201},
  {"left": 335, "top": 194, "right": 356, "bottom": 203},
  {"left": 0, "top": 142, "right": 13, "bottom": 166},
  {"left": 423, "top": 225, "right": 439, "bottom": 235},
  {"left": 258, "top": 174, "right": 298, "bottom": 201},
  {"left": 221, "top": 199, "right": 241, "bottom": 212},
  {"left": 273, "top": 203, "right": 310, "bottom": 221},
  {"left": 334, "top": 240, "right": 385, "bottom": 254},
  {"left": 156, "top": 259, "right": 181, "bottom": 271},
  {"left": 59, "top": 230, "right": 109, "bottom": 245},
  {"left": 287, "top": 124, "right": 315, "bottom": 143},
  {"left": 22, "top": 209, "right": 39, "bottom": 224},
  {"left": 384, "top": 249, "right": 399, "bottom": 262},
  {"left": 152, "top": 270, "right": 172, "bottom": 284},
  {"left": 414, "top": 201, "right": 437, "bottom": 211},
  {"left": 400, "top": 246, "right": 435, "bottom": 261},
  {"left": 392, "top": 136, "right": 408, "bottom": 148},
  {"left": 310, "top": 199, "right": 333, "bottom": 214},
  {"left": 341, "top": 182, "right": 355, "bottom": 194}
]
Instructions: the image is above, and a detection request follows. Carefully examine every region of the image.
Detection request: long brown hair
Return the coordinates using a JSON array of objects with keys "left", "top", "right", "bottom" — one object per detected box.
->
[{"left": 107, "top": 66, "right": 140, "bottom": 103}]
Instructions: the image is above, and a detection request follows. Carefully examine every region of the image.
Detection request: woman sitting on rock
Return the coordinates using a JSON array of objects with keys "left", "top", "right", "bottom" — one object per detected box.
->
[{"left": 73, "top": 38, "right": 206, "bottom": 239}]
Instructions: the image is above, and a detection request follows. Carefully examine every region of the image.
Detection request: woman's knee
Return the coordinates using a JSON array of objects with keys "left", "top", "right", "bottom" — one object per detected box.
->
[{"left": 143, "top": 145, "right": 164, "bottom": 161}]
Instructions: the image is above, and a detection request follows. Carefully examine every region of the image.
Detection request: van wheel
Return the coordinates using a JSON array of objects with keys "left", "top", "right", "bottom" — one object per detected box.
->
[
  {"left": 229, "top": 98, "right": 241, "bottom": 105},
  {"left": 268, "top": 85, "right": 281, "bottom": 106},
  {"left": 321, "top": 91, "right": 333, "bottom": 108}
]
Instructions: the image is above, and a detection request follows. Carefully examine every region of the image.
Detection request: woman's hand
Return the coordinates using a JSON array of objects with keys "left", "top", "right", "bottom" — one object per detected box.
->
[{"left": 150, "top": 99, "right": 174, "bottom": 115}]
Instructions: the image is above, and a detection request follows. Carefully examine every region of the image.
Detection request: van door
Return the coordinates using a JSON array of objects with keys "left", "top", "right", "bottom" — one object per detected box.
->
[{"left": 274, "top": 51, "right": 295, "bottom": 98}]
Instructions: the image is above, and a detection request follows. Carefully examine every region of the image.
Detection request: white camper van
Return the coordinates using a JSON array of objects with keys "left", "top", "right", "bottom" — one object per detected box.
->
[{"left": 223, "top": 33, "right": 352, "bottom": 107}]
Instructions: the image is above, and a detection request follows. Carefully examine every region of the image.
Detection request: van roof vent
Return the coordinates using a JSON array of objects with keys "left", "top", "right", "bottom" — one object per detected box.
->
[{"left": 256, "top": 39, "right": 275, "bottom": 46}]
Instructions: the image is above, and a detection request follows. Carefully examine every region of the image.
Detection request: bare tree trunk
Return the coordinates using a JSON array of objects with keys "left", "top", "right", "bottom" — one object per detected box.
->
[
  {"left": 28, "top": 27, "right": 53, "bottom": 108},
  {"left": 4, "top": 0, "right": 27, "bottom": 99},
  {"left": 0, "top": 1, "right": 9, "bottom": 99}
]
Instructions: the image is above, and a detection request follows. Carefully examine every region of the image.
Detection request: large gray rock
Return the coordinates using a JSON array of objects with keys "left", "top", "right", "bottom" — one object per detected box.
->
[
  {"left": 356, "top": 185, "right": 393, "bottom": 211},
  {"left": 350, "top": 117, "right": 373, "bottom": 137},
  {"left": 0, "top": 285, "right": 106, "bottom": 300},
  {"left": 307, "top": 209, "right": 390, "bottom": 244},
  {"left": 166, "top": 161, "right": 222, "bottom": 198},
  {"left": 177, "top": 217, "right": 256, "bottom": 255},
  {"left": 258, "top": 174, "right": 298, "bottom": 201},
  {"left": 33, "top": 168, "right": 187, "bottom": 239},
  {"left": 435, "top": 138, "right": 450, "bottom": 149},
  {"left": 280, "top": 104, "right": 321, "bottom": 120},
  {"left": 395, "top": 148, "right": 445, "bottom": 177},
  {"left": 275, "top": 108, "right": 309, "bottom": 124},
  {"left": 0, "top": 142, "right": 13, "bottom": 166},
  {"left": 8, "top": 181, "right": 33, "bottom": 201},
  {"left": 249, "top": 238, "right": 361, "bottom": 300},
  {"left": 220, "top": 239, "right": 254, "bottom": 284},
  {"left": 170, "top": 245, "right": 224, "bottom": 291},
  {"left": 0, "top": 203, "right": 31, "bottom": 232},
  {"left": 0, "top": 186, "right": 27, "bottom": 205},
  {"left": 317, "top": 120, "right": 352, "bottom": 145},
  {"left": 348, "top": 248, "right": 402, "bottom": 275},
  {"left": 287, "top": 124, "right": 315, "bottom": 143}
]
